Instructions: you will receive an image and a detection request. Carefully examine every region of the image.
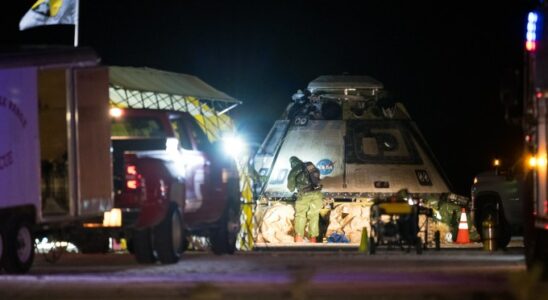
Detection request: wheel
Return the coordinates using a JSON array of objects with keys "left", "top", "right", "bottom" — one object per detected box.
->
[
  {"left": 132, "top": 228, "right": 156, "bottom": 264},
  {"left": 153, "top": 202, "right": 184, "bottom": 264},
  {"left": 210, "top": 200, "right": 241, "bottom": 255},
  {"left": 368, "top": 236, "right": 376, "bottom": 255},
  {"left": 42, "top": 238, "right": 67, "bottom": 263},
  {"left": 489, "top": 212, "right": 511, "bottom": 250},
  {"left": 416, "top": 237, "right": 423, "bottom": 255},
  {"left": 478, "top": 203, "right": 511, "bottom": 249},
  {"left": 3, "top": 218, "right": 34, "bottom": 274}
]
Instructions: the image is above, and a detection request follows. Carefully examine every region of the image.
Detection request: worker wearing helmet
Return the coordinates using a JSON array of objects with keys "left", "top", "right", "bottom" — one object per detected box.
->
[{"left": 287, "top": 156, "right": 323, "bottom": 243}]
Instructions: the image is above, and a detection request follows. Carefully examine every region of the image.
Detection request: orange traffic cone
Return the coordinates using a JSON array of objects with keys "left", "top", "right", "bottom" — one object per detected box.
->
[{"left": 456, "top": 208, "right": 470, "bottom": 244}]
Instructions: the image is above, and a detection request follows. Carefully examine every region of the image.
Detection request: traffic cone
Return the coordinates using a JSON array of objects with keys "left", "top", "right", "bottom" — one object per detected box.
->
[
  {"left": 456, "top": 208, "right": 470, "bottom": 244},
  {"left": 358, "top": 227, "right": 369, "bottom": 253}
]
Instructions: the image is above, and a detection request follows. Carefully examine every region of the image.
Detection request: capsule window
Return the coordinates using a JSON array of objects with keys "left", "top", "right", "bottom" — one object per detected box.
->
[{"left": 345, "top": 120, "right": 422, "bottom": 165}]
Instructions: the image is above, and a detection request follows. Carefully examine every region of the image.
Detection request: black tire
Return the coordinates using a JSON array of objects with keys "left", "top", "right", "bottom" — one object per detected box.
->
[
  {"left": 210, "top": 201, "right": 240, "bottom": 255},
  {"left": 132, "top": 228, "right": 156, "bottom": 264},
  {"left": 153, "top": 203, "right": 184, "bottom": 264},
  {"left": 3, "top": 219, "right": 34, "bottom": 274},
  {"left": 479, "top": 203, "right": 511, "bottom": 249},
  {"left": 497, "top": 219, "right": 512, "bottom": 249}
]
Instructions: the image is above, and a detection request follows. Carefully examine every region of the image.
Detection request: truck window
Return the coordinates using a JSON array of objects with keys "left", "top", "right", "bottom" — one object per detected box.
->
[
  {"left": 186, "top": 118, "right": 211, "bottom": 151},
  {"left": 170, "top": 118, "right": 192, "bottom": 150},
  {"left": 111, "top": 117, "right": 166, "bottom": 138}
]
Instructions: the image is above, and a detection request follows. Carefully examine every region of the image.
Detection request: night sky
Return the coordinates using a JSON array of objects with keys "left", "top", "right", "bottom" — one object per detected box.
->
[{"left": 2, "top": 0, "right": 536, "bottom": 195}]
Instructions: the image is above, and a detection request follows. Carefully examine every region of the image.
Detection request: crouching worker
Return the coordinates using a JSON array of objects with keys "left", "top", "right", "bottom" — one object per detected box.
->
[{"left": 287, "top": 156, "right": 323, "bottom": 243}]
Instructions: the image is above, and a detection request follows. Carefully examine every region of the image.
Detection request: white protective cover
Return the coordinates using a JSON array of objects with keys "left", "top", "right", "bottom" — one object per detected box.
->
[{"left": 0, "top": 67, "right": 40, "bottom": 212}]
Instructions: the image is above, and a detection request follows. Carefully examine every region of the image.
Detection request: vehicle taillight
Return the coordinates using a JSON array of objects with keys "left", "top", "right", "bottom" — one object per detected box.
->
[{"left": 126, "top": 164, "right": 142, "bottom": 190}]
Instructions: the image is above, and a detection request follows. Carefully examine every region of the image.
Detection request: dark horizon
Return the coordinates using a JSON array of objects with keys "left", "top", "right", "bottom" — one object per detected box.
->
[{"left": 1, "top": 0, "right": 535, "bottom": 195}]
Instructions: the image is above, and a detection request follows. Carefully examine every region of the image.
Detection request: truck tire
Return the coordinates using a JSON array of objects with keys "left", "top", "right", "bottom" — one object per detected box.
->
[
  {"left": 2, "top": 218, "right": 34, "bottom": 274},
  {"left": 210, "top": 200, "right": 240, "bottom": 255},
  {"left": 132, "top": 228, "right": 156, "bottom": 264},
  {"left": 153, "top": 203, "right": 184, "bottom": 264},
  {"left": 478, "top": 202, "right": 511, "bottom": 249}
]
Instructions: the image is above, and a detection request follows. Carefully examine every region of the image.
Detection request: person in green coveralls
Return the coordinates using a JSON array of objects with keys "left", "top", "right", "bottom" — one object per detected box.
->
[{"left": 287, "top": 156, "right": 323, "bottom": 243}]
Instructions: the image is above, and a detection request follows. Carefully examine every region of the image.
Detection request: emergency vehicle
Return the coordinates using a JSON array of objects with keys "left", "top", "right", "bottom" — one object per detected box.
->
[{"left": 522, "top": 6, "right": 548, "bottom": 273}]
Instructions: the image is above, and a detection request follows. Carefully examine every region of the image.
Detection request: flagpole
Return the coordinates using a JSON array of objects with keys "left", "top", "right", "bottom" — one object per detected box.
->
[{"left": 74, "top": 0, "right": 80, "bottom": 47}]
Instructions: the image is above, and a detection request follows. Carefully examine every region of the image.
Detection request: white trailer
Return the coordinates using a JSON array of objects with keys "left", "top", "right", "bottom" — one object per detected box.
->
[{"left": 0, "top": 47, "right": 112, "bottom": 273}]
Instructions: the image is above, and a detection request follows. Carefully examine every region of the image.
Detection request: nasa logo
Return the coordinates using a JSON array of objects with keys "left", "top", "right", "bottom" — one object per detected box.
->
[{"left": 316, "top": 159, "right": 334, "bottom": 176}]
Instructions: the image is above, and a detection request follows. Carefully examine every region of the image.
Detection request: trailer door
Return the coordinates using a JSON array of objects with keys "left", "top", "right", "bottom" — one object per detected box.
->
[{"left": 74, "top": 67, "right": 112, "bottom": 216}]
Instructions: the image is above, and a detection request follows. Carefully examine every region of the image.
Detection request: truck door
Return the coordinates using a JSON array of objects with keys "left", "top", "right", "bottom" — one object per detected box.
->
[{"left": 180, "top": 115, "right": 224, "bottom": 221}]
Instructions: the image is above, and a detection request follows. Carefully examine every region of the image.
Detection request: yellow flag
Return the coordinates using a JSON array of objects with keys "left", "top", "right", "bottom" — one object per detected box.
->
[{"left": 19, "top": 0, "right": 76, "bottom": 31}]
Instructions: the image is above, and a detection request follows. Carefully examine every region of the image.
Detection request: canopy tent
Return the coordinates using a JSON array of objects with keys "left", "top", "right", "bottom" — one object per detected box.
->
[
  {"left": 109, "top": 66, "right": 240, "bottom": 104},
  {"left": 108, "top": 66, "right": 241, "bottom": 141},
  {"left": 109, "top": 66, "right": 242, "bottom": 140}
]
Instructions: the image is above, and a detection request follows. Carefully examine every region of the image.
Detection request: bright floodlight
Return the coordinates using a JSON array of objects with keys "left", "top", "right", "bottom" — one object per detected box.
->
[
  {"left": 223, "top": 135, "right": 245, "bottom": 158},
  {"left": 109, "top": 107, "right": 123, "bottom": 118},
  {"left": 166, "top": 137, "right": 179, "bottom": 155}
]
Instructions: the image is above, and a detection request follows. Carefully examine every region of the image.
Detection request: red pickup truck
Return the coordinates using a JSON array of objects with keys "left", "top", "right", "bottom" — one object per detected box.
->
[{"left": 110, "top": 108, "right": 241, "bottom": 263}]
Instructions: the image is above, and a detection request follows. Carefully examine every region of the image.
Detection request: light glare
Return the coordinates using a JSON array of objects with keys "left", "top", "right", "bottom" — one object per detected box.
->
[
  {"left": 166, "top": 137, "right": 179, "bottom": 154},
  {"left": 223, "top": 135, "right": 245, "bottom": 158},
  {"left": 109, "top": 107, "right": 123, "bottom": 118},
  {"left": 529, "top": 12, "right": 538, "bottom": 23},
  {"left": 526, "top": 11, "right": 539, "bottom": 52}
]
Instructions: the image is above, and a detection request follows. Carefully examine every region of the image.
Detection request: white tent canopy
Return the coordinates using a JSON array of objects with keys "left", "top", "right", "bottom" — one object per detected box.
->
[{"left": 109, "top": 66, "right": 241, "bottom": 104}]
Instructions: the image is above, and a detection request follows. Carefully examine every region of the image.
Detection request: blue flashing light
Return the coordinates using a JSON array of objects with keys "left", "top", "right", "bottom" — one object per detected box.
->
[{"left": 529, "top": 12, "right": 539, "bottom": 23}]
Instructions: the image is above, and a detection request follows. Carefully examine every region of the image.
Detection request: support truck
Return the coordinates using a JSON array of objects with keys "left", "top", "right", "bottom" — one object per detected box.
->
[
  {"left": 523, "top": 6, "right": 548, "bottom": 274},
  {"left": 0, "top": 49, "right": 242, "bottom": 273}
]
